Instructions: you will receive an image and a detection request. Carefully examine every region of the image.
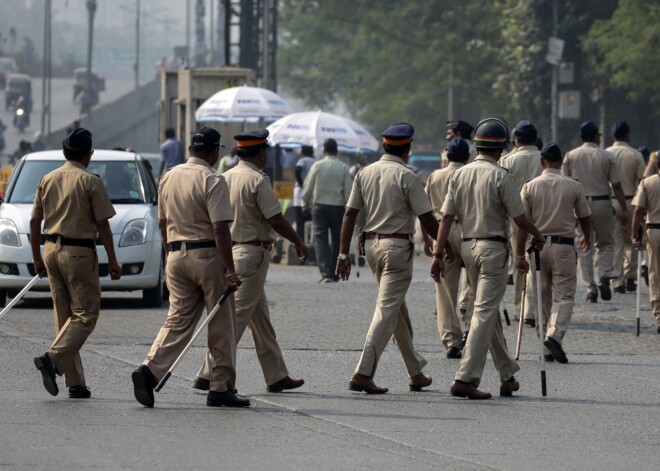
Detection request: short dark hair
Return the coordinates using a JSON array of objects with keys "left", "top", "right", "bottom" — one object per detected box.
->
[
  {"left": 515, "top": 131, "right": 537, "bottom": 145},
  {"left": 62, "top": 139, "right": 89, "bottom": 162},
  {"left": 383, "top": 142, "right": 411, "bottom": 157},
  {"left": 323, "top": 138, "right": 338, "bottom": 155},
  {"left": 535, "top": 137, "right": 543, "bottom": 151},
  {"left": 188, "top": 145, "right": 216, "bottom": 158},
  {"left": 447, "top": 151, "right": 468, "bottom": 164},
  {"left": 237, "top": 145, "right": 267, "bottom": 158},
  {"left": 165, "top": 128, "right": 175, "bottom": 139}
]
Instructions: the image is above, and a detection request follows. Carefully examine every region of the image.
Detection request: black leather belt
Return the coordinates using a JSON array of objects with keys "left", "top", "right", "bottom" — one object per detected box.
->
[
  {"left": 586, "top": 195, "right": 610, "bottom": 201},
  {"left": 648, "top": 224, "right": 660, "bottom": 230},
  {"left": 548, "top": 235, "right": 574, "bottom": 245},
  {"left": 625, "top": 195, "right": 634, "bottom": 200},
  {"left": 169, "top": 241, "right": 216, "bottom": 251},
  {"left": 463, "top": 236, "right": 507, "bottom": 243},
  {"left": 45, "top": 235, "right": 95, "bottom": 249},
  {"left": 366, "top": 233, "right": 410, "bottom": 240}
]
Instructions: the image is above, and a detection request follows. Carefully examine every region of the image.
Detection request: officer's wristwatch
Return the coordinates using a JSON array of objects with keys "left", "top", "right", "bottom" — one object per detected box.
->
[{"left": 338, "top": 253, "right": 349, "bottom": 261}]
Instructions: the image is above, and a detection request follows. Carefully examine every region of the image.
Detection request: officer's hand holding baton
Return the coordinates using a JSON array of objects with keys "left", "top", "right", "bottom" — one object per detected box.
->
[
  {"left": 33, "top": 259, "right": 47, "bottom": 278},
  {"left": 226, "top": 271, "right": 241, "bottom": 290},
  {"left": 579, "top": 234, "right": 591, "bottom": 253}
]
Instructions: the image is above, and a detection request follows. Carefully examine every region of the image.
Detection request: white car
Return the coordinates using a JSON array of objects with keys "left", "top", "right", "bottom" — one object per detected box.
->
[{"left": 0, "top": 150, "right": 167, "bottom": 307}]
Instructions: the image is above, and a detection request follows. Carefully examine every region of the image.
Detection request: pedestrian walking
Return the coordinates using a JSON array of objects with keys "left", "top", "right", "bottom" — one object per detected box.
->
[
  {"left": 430, "top": 116, "right": 545, "bottom": 400},
  {"left": 562, "top": 121, "right": 628, "bottom": 303},
  {"left": 31, "top": 128, "right": 121, "bottom": 399},
  {"left": 606, "top": 121, "right": 645, "bottom": 294},
  {"left": 193, "top": 129, "right": 308, "bottom": 394},
  {"left": 515, "top": 142, "right": 592, "bottom": 364},
  {"left": 441, "top": 120, "right": 477, "bottom": 167},
  {"left": 337, "top": 123, "right": 436, "bottom": 394},
  {"left": 500, "top": 120, "right": 542, "bottom": 326},
  {"left": 293, "top": 145, "right": 316, "bottom": 241},
  {"left": 158, "top": 127, "right": 185, "bottom": 178},
  {"left": 132, "top": 127, "right": 247, "bottom": 408},
  {"left": 631, "top": 171, "right": 660, "bottom": 334},
  {"left": 303, "top": 139, "right": 353, "bottom": 283},
  {"left": 425, "top": 137, "right": 472, "bottom": 359}
]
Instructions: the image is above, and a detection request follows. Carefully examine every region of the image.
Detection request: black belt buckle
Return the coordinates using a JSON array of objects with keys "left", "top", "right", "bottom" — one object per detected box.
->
[
  {"left": 169, "top": 241, "right": 216, "bottom": 252},
  {"left": 45, "top": 235, "right": 95, "bottom": 249},
  {"left": 548, "top": 235, "right": 574, "bottom": 246}
]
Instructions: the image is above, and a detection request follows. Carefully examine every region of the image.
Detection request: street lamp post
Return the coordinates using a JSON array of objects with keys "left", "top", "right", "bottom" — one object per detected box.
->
[{"left": 84, "top": 0, "right": 97, "bottom": 115}]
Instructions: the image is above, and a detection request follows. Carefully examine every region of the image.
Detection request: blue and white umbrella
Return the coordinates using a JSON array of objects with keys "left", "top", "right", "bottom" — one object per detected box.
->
[
  {"left": 195, "top": 85, "right": 295, "bottom": 123},
  {"left": 266, "top": 111, "right": 379, "bottom": 154}
]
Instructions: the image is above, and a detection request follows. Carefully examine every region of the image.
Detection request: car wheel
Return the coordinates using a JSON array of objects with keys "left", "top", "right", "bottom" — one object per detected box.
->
[
  {"left": 0, "top": 289, "right": 6, "bottom": 307},
  {"left": 142, "top": 260, "right": 164, "bottom": 307}
]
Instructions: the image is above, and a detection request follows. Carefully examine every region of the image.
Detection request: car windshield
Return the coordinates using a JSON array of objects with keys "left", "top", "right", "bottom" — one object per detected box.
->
[{"left": 7, "top": 160, "right": 145, "bottom": 204}]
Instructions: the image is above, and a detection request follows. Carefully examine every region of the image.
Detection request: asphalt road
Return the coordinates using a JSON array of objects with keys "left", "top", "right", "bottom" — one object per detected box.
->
[
  {"left": 0, "top": 77, "right": 134, "bottom": 163},
  {"left": 0, "top": 256, "right": 658, "bottom": 470}
]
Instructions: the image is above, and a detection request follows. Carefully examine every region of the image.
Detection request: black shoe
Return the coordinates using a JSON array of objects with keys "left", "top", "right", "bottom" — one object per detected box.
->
[
  {"left": 132, "top": 365, "right": 155, "bottom": 408},
  {"left": 207, "top": 390, "right": 251, "bottom": 407},
  {"left": 657, "top": 326, "right": 660, "bottom": 335},
  {"left": 544, "top": 337, "right": 568, "bottom": 364},
  {"left": 34, "top": 354, "right": 58, "bottom": 396},
  {"left": 446, "top": 346, "right": 462, "bottom": 359},
  {"left": 642, "top": 266, "right": 649, "bottom": 287},
  {"left": 586, "top": 292, "right": 598, "bottom": 303},
  {"left": 598, "top": 278, "right": 612, "bottom": 301},
  {"left": 626, "top": 278, "right": 637, "bottom": 292},
  {"left": 192, "top": 377, "right": 210, "bottom": 391},
  {"left": 461, "top": 331, "right": 469, "bottom": 348},
  {"left": 69, "top": 384, "right": 91, "bottom": 399},
  {"left": 523, "top": 318, "right": 536, "bottom": 328},
  {"left": 613, "top": 285, "right": 626, "bottom": 294},
  {"left": 507, "top": 275, "right": 514, "bottom": 285},
  {"left": 544, "top": 354, "right": 555, "bottom": 362}
]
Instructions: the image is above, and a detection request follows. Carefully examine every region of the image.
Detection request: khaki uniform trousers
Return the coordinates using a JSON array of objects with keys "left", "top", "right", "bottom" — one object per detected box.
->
[
  {"left": 455, "top": 240, "right": 519, "bottom": 386},
  {"left": 646, "top": 229, "right": 660, "bottom": 327},
  {"left": 613, "top": 200, "right": 637, "bottom": 288},
  {"left": 355, "top": 238, "right": 427, "bottom": 378},
  {"left": 44, "top": 241, "right": 100, "bottom": 388},
  {"left": 198, "top": 244, "right": 289, "bottom": 386},
  {"left": 525, "top": 243, "right": 577, "bottom": 344},
  {"left": 145, "top": 247, "right": 236, "bottom": 392},
  {"left": 578, "top": 199, "right": 617, "bottom": 292},
  {"left": 435, "top": 222, "right": 471, "bottom": 349}
]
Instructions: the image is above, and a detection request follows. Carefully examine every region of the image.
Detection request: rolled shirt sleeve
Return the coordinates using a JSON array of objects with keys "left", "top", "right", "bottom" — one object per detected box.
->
[
  {"left": 255, "top": 176, "right": 282, "bottom": 220},
  {"left": 574, "top": 185, "right": 592, "bottom": 218},
  {"left": 405, "top": 174, "right": 433, "bottom": 216},
  {"left": 89, "top": 178, "right": 117, "bottom": 222},
  {"left": 206, "top": 174, "right": 233, "bottom": 223},
  {"left": 631, "top": 180, "right": 648, "bottom": 209},
  {"left": 31, "top": 179, "right": 44, "bottom": 220},
  {"left": 440, "top": 177, "right": 457, "bottom": 216},
  {"left": 346, "top": 172, "right": 365, "bottom": 210},
  {"left": 499, "top": 173, "right": 526, "bottom": 219}
]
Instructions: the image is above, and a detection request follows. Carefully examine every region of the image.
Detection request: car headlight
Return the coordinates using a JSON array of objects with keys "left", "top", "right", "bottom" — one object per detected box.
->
[
  {"left": 119, "top": 219, "right": 148, "bottom": 247},
  {"left": 0, "top": 218, "right": 21, "bottom": 247}
]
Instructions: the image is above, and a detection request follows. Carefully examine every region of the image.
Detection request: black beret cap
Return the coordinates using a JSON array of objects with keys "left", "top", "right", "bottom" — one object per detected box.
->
[
  {"left": 580, "top": 121, "right": 599, "bottom": 139},
  {"left": 514, "top": 120, "right": 537, "bottom": 138},
  {"left": 65, "top": 127, "right": 92, "bottom": 151},
  {"left": 541, "top": 141, "right": 562, "bottom": 162},
  {"left": 611, "top": 120, "right": 630, "bottom": 138},
  {"left": 191, "top": 127, "right": 222, "bottom": 150},
  {"left": 447, "top": 136, "right": 470, "bottom": 159},
  {"left": 638, "top": 146, "right": 650, "bottom": 159}
]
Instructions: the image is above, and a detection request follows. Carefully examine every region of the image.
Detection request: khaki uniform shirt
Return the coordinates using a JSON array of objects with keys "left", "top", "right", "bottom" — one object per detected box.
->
[
  {"left": 562, "top": 142, "right": 620, "bottom": 196},
  {"left": 520, "top": 169, "right": 591, "bottom": 238},
  {"left": 606, "top": 141, "right": 645, "bottom": 197},
  {"left": 499, "top": 145, "right": 542, "bottom": 193},
  {"left": 632, "top": 174, "right": 660, "bottom": 224},
  {"left": 441, "top": 140, "right": 478, "bottom": 167},
  {"left": 32, "top": 160, "right": 115, "bottom": 240},
  {"left": 643, "top": 151, "right": 659, "bottom": 179},
  {"left": 347, "top": 154, "right": 432, "bottom": 235},
  {"left": 425, "top": 162, "right": 464, "bottom": 219},
  {"left": 224, "top": 160, "right": 281, "bottom": 242},
  {"left": 158, "top": 157, "right": 232, "bottom": 242},
  {"left": 441, "top": 155, "right": 526, "bottom": 239},
  {"left": 302, "top": 155, "right": 352, "bottom": 208}
]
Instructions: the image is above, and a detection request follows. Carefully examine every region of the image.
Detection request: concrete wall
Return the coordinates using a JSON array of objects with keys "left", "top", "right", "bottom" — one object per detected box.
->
[{"left": 47, "top": 80, "right": 160, "bottom": 154}]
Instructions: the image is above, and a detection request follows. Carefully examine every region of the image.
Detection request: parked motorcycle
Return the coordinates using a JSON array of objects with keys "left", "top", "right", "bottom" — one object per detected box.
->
[{"left": 13, "top": 107, "right": 29, "bottom": 133}]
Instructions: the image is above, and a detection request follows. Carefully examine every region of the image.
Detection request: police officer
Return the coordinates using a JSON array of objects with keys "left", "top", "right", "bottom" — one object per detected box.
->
[
  {"left": 132, "top": 127, "right": 247, "bottom": 408},
  {"left": 194, "top": 129, "right": 308, "bottom": 394},
  {"left": 562, "top": 121, "right": 628, "bottom": 303},
  {"left": 337, "top": 123, "right": 436, "bottom": 394},
  {"left": 516, "top": 142, "right": 592, "bottom": 363},
  {"left": 631, "top": 171, "right": 660, "bottom": 334},
  {"left": 31, "top": 128, "right": 121, "bottom": 399},
  {"left": 441, "top": 120, "right": 477, "bottom": 167},
  {"left": 430, "top": 116, "right": 545, "bottom": 400},
  {"left": 499, "top": 120, "right": 543, "bottom": 325},
  {"left": 425, "top": 137, "right": 472, "bottom": 359},
  {"left": 606, "top": 121, "right": 645, "bottom": 294}
]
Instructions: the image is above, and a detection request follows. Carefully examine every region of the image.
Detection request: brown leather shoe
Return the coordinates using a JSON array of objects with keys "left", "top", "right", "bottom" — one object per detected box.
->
[
  {"left": 450, "top": 380, "right": 492, "bottom": 400},
  {"left": 348, "top": 374, "right": 388, "bottom": 394},
  {"left": 500, "top": 377, "right": 520, "bottom": 397},
  {"left": 409, "top": 372, "right": 432, "bottom": 391},
  {"left": 267, "top": 376, "right": 305, "bottom": 393},
  {"left": 192, "top": 377, "right": 210, "bottom": 391}
]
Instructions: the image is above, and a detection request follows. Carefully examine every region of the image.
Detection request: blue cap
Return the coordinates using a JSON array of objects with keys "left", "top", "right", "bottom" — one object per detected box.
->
[
  {"left": 191, "top": 126, "right": 222, "bottom": 149},
  {"left": 638, "top": 146, "right": 650, "bottom": 159},
  {"left": 514, "top": 120, "right": 537, "bottom": 138},
  {"left": 541, "top": 141, "right": 562, "bottom": 161},
  {"left": 580, "top": 121, "right": 599, "bottom": 139},
  {"left": 382, "top": 122, "right": 414, "bottom": 145},
  {"left": 65, "top": 127, "right": 92, "bottom": 151},
  {"left": 447, "top": 137, "right": 470, "bottom": 160},
  {"left": 447, "top": 120, "right": 474, "bottom": 139},
  {"left": 611, "top": 120, "right": 630, "bottom": 139}
]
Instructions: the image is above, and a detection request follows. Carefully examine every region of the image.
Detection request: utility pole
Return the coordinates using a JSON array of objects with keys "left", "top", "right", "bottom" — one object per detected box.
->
[
  {"left": 41, "top": 0, "right": 52, "bottom": 137},
  {"left": 262, "top": 0, "right": 271, "bottom": 89},
  {"left": 550, "top": 0, "right": 558, "bottom": 142},
  {"left": 84, "top": 0, "right": 98, "bottom": 115},
  {"left": 186, "top": 0, "right": 191, "bottom": 66},
  {"left": 134, "top": 0, "right": 140, "bottom": 89},
  {"left": 447, "top": 58, "right": 454, "bottom": 122}
]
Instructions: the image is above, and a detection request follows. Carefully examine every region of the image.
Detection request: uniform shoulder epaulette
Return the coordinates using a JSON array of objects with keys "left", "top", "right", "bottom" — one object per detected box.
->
[{"left": 91, "top": 173, "right": 101, "bottom": 179}]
